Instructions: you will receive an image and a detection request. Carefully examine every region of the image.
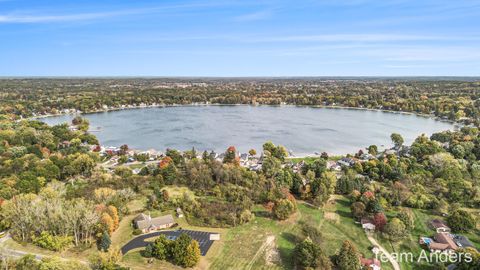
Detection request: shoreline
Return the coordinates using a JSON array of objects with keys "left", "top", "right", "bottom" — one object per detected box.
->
[
  {"left": 30, "top": 103, "right": 462, "bottom": 157},
  {"left": 28, "top": 102, "right": 461, "bottom": 126}
]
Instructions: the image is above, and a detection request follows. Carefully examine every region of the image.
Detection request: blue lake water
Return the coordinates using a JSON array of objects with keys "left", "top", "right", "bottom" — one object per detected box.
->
[{"left": 40, "top": 105, "right": 455, "bottom": 155}]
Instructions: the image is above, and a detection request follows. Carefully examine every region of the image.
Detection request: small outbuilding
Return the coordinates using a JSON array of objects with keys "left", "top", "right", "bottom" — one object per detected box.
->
[
  {"left": 176, "top": 207, "right": 184, "bottom": 218},
  {"left": 209, "top": 233, "right": 221, "bottom": 241}
]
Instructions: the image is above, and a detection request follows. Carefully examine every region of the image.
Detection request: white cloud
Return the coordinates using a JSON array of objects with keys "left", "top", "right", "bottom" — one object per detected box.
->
[
  {"left": 232, "top": 10, "right": 272, "bottom": 22},
  {"left": 0, "top": 2, "right": 227, "bottom": 24}
]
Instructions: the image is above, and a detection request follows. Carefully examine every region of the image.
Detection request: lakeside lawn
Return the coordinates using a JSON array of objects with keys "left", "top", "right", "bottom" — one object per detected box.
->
[
  {"left": 287, "top": 155, "right": 343, "bottom": 165},
  {"left": 209, "top": 195, "right": 378, "bottom": 270}
]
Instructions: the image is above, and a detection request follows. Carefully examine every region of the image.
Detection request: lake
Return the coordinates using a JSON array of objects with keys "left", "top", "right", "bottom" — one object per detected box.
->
[{"left": 40, "top": 105, "right": 456, "bottom": 155}]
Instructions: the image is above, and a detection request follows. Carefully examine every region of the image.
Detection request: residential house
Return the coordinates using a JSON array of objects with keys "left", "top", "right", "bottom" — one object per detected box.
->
[
  {"left": 361, "top": 217, "right": 376, "bottom": 232},
  {"left": 326, "top": 160, "right": 341, "bottom": 171},
  {"left": 360, "top": 153, "right": 375, "bottom": 161},
  {"left": 430, "top": 219, "right": 451, "bottom": 233},
  {"left": 338, "top": 157, "right": 355, "bottom": 167},
  {"left": 240, "top": 153, "right": 249, "bottom": 162},
  {"left": 58, "top": 140, "right": 71, "bottom": 149},
  {"left": 361, "top": 257, "right": 381, "bottom": 270},
  {"left": 134, "top": 213, "right": 175, "bottom": 233},
  {"left": 428, "top": 233, "right": 458, "bottom": 253},
  {"left": 292, "top": 160, "right": 305, "bottom": 173}
]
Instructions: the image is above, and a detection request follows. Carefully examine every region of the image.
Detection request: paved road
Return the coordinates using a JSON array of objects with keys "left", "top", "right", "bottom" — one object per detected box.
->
[
  {"left": 367, "top": 234, "right": 401, "bottom": 270},
  {"left": 121, "top": 229, "right": 216, "bottom": 256}
]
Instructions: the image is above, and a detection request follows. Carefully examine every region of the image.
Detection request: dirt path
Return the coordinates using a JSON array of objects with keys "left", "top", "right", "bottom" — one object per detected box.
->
[
  {"left": 245, "top": 235, "right": 275, "bottom": 270},
  {"left": 367, "top": 234, "right": 401, "bottom": 270}
]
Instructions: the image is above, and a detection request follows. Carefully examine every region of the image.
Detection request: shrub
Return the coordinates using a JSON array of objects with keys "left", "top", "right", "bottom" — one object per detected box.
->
[
  {"left": 272, "top": 199, "right": 296, "bottom": 220},
  {"left": 33, "top": 231, "right": 73, "bottom": 251}
]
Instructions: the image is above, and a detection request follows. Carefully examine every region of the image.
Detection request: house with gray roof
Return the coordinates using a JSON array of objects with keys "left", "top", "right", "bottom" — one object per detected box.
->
[{"left": 134, "top": 213, "right": 175, "bottom": 233}]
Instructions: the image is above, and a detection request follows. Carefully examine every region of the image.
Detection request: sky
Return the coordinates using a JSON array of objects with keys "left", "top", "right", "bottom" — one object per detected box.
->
[{"left": 0, "top": 0, "right": 479, "bottom": 76}]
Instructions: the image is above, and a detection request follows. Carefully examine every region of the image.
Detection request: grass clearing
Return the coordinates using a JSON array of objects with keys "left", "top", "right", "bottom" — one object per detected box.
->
[{"left": 161, "top": 186, "right": 196, "bottom": 199}]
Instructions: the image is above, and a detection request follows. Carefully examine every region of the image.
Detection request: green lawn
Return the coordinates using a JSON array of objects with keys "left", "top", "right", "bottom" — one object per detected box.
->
[
  {"left": 287, "top": 156, "right": 320, "bottom": 164},
  {"left": 122, "top": 251, "right": 184, "bottom": 270}
]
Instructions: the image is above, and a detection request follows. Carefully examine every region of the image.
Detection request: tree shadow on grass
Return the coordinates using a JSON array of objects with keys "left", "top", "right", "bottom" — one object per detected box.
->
[
  {"left": 253, "top": 210, "right": 272, "bottom": 218},
  {"left": 336, "top": 209, "right": 351, "bottom": 219},
  {"left": 278, "top": 232, "right": 300, "bottom": 269},
  {"left": 336, "top": 198, "right": 350, "bottom": 208}
]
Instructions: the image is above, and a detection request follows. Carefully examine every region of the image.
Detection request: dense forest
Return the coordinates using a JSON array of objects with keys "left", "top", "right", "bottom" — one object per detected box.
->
[{"left": 0, "top": 78, "right": 479, "bottom": 269}]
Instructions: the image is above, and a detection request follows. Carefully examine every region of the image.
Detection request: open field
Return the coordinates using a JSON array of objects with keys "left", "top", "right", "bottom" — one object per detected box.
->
[{"left": 209, "top": 195, "right": 379, "bottom": 270}]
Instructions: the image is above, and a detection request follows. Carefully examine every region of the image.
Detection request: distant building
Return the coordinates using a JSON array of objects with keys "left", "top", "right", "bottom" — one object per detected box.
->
[
  {"left": 326, "top": 160, "right": 341, "bottom": 171},
  {"left": 134, "top": 213, "right": 175, "bottom": 233},
  {"left": 338, "top": 157, "right": 355, "bottom": 167}
]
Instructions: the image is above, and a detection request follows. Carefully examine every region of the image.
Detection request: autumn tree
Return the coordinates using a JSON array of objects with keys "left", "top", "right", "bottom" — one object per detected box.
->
[
  {"left": 223, "top": 146, "right": 238, "bottom": 165},
  {"left": 335, "top": 240, "right": 361, "bottom": 270},
  {"left": 373, "top": 212, "right": 388, "bottom": 231},
  {"left": 351, "top": 201, "right": 366, "bottom": 220},
  {"left": 397, "top": 208, "right": 415, "bottom": 230},
  {"left": 294, "top": 238, "right": 331, "bottom": 270},
  {"left": 383, "top": 218, "right": 407, "bottom": 242},
  {"left": 272, "top": 198, "right": 296, "bottom": 220},
  {"left": 171, "top": 234, "right": 201, "bottom": 268},
  {"left": 447, "top": 210, "right": 476, "bottom": 232}
]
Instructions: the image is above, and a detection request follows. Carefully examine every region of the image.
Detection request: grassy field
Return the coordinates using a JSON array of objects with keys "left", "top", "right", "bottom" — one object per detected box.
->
[{"left": 209, "top": 195, "right": 378, "bottom": 270}]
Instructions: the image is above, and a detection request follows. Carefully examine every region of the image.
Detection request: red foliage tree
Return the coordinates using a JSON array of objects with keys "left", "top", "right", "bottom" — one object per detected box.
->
[
  {"left": 223, "top": 146, "right": 238, "bottom": 165},
  {"left": 159, "top": 156, "right": 173, "bottom": 169},
  {"left": 373, "top": 212, "right": 388, "bottom": 231}
]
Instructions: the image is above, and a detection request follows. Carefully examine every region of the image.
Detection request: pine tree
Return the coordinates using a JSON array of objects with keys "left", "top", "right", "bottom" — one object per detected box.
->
[
  {"left": 99, "top": 231, "right": 111, "bottom": 252},
  {"left": 336, "top": 240, "right": 360, "bottom": 270}
]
